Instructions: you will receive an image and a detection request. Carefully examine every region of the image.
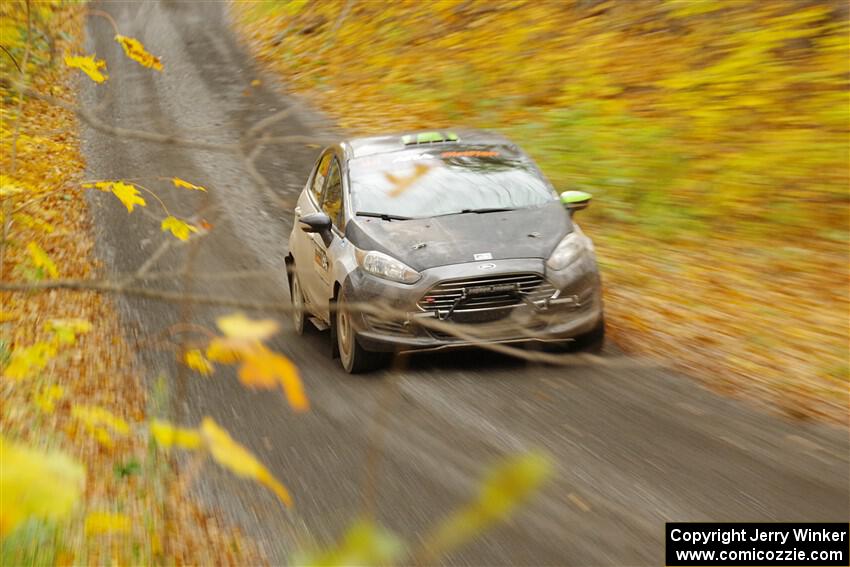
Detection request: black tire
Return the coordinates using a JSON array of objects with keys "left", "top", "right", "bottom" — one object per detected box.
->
[
  {"left": 334, "top": 290, "right": 391, "bottom": 373},
  {"left": 573, "top": 316, "right": 605, "bottom": 353},
  {"left": 289, "top": 265, "right": 307, "bottom": 335}
]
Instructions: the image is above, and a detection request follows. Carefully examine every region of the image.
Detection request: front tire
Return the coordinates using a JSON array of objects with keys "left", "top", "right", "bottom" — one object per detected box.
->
[
  {"left": 573, "top": 316, "right": 605, "bottom": 353},
  {"left": 289, "top": 268, "right": 307, "bottom": 335},
  {"left": 335, "top": 290, "right": 391, "bottom": 373}
]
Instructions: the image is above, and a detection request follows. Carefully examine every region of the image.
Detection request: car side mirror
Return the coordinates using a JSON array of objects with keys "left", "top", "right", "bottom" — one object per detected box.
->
[
  {"left": 299, "top": 212, "right": 333, "bottom": 246},
  {"left": 560, "top": 191, "right": 592, "bottom": 215}
]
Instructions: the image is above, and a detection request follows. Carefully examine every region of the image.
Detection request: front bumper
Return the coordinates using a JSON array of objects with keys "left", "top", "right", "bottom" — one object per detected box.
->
[{"left": 342, "top": 257, "right": 603, "bottom": 354}]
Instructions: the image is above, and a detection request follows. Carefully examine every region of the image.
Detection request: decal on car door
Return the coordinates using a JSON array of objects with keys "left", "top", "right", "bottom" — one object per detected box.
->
[
  {"left": 313, "top": 241, "right": 331, "bottom": 285},
  {"left": 314, "top": 245, "right": 329, "bottom": 273}
]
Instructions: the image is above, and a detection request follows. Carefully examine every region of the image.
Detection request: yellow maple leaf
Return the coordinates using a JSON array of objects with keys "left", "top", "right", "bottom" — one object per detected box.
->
[
  {"left": 27, "top": 242, "right": 58, "bottom": 278},
  {"left": 85, "top": 511, "right": 131, "bottom": 536},
  {"left": 161, "top": 216, "right": 198, "bottom": 241},
  {"left": 150, "top": 420, "right": 203, "bottom": 450},
  {"left": 239, "top": 346, "right": 308, "bottom": 412},
  {"left": 172, "top": 177, "right": 207, "bottom": 192},
  {"left": 200, "top": 417, "right": 292, "bottom": 506},
  {"left": 0, "top": 436, "right": 85, "bottom": 537},
  {"left": 217, "top": 313, "right": 279, "bottom": 341},
  {"left": 34, "top": 385, "right": 64, "bottom": 414},
  {"left": 64, "top": 54, "right": 108, "bottom": 83},
  {"left": 114, "top": 35, "right": 163, "bottom": 71},
  {"left": 109, "top": 182, "right": 146, "bottom": 213},
  {"left": 4, "top": 342, "right": 57, "bottom": 381},
  {"left": 183, "top": 349, "right": 213, "bottom": 376}
]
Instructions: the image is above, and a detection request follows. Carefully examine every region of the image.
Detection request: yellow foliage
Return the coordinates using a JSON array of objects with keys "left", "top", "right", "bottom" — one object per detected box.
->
[
  {"left": 82, "top": 181, "right": 113, "bottom": 191},
  {"left": 206, "top": 314, "right": 306, "bottom": 411},
  {"left": 161, "top": 216, "right": 198, "bottom": 241},
  {"left": 150, "top": 420, "right": 203, "bottom": 450},
  {"left": 183, "top": 349, "right": 214, "bottom": 376},
  {"left": 114, "top": 35, "right": 163, "bottom": 71},
  {"left": 0, "top": 311, "right": 20, "bottom": 323},
  {"left": 172, "top": 177, "right": 206, "bottom": 192},
  {"left": 27, "top": 241, "right": 58, "bottom": 278},
  {"left": 234, "top": 0, "right": 848, "bottom": 231},
  {"left": 84, "top": 512, "right": 131, "bottom": 536},
  {"left": 47, "top": 318, "right": 92, "bottom": 345},
  {"left": 3, "top": 342, "right": 57, "bottom": 381},
  {"left": 422, "top": 452, "right": 551, "bottom": 557},
  {"left": 0, "top": 176, "right": 26, "bottom": 197},
  {"left": 0, "top": 436, "right": 85, "bottom": 537},
  {"left": 200, "top": 417, "right": 292, "bottom": 507},
  {"left": 71, "top": 405, "right": 131, "bottom": 447},
  {"left": 239, "top": 346, "right": 308, "bottom": 412},
  {"left": 14, "top": 213, "right": 55, "bottom": 234},
  {"left": 64, "top": 54, "right": 108, "bottom": 83},
  {"left": 34, "top": 385, "right": 65, "bottom": 414},
  {"left": 83, "top": 181, "right": 147, "bottom": 212},
  {"left": 205, "top": 337, "right": 245, "bottom": 364},
  {"left": 217, "top": 312, "right": 279, "bottom": 341},
  {"left": 109, "top": 181, "right": 146, "bottom": 213},
  {"left": 297, "top": 519, "right": 404, "bottom": 566}
]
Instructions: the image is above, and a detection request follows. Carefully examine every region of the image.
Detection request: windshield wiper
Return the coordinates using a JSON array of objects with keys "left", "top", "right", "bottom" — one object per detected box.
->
[
  {"left": 435, "top": 207, "right": 516, "bottom": 217},
  {"left": 355, "top": 211, "right": 413, "bottom": 221}
]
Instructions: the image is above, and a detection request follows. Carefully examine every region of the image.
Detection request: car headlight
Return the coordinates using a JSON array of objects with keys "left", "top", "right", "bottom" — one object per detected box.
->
[
  {"left": 355, "top": 249, "right": 421, "bottom": 284},
  {"left": 546, "top": 229, "right": 593, "bottom": 271}
]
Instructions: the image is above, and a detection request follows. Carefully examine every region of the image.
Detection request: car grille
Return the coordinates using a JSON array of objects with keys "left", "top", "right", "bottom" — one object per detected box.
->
[
  {"left": 417, "top": 273, "right": 556, "bottom": 317},
  {"left": 426, "top": 319, "right": 549, "bottom": 341}
]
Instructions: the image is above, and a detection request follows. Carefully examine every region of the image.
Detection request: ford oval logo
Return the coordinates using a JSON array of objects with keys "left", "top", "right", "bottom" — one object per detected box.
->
[{"left": 478, "top": 263, "right": 497, "bottom": 270}]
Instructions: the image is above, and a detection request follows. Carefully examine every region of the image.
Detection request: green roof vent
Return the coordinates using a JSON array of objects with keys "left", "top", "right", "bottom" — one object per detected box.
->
[{"left": 402, "top": 131, "right": 459, "bottom": 145}]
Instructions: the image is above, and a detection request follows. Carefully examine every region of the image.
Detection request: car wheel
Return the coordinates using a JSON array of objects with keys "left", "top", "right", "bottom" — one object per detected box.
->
[
  {"left": 289, "top": 269, "right": 307, "bottom": 335},
  {"left": 532, "top": 316, "right": 605, "bottom": 354},
  {"left": 573, "top": 316, "right": 605, "bottom": 353},
  {"left": 335, "top": 290, "right": 390, "bottom": 373}
]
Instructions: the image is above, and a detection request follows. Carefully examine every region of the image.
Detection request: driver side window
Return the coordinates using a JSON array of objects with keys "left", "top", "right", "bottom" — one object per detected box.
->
[
  {"left": 311, "top": 153, "right": 332, "bottom": 203},
  {"left": 321, "top": 158, "right": 345, "bottom": 230}
]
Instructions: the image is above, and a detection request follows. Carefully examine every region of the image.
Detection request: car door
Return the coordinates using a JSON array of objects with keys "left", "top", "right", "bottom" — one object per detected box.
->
[
  {"left": 311, "top": 156, "right": 347, "bottom": 319},
  {"left": 293, "top": 151, "right": 332, "bottom": 311}
]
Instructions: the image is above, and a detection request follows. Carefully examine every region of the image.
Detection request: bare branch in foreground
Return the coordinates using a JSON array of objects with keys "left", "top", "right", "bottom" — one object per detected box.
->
[{"left": 1, "top": 278, "right": 649, "bottom": 369}]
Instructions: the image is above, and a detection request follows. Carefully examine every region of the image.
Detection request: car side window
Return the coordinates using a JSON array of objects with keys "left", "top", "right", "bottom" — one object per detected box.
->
[
  {"left": 311, "top": 153, "right": 332, "bottom": 203},
  {"left": 321, "top": 158, "right": 344, "bottom": 231}
]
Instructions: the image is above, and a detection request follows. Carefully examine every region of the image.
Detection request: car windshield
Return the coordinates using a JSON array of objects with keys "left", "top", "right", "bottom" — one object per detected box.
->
[{"left": 348, "top": 145, "right": 557, "bottom": 219}]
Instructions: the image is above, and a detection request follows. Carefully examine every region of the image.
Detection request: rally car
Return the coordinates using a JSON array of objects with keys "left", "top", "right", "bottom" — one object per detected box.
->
[{"left": 285, "top": 130, "right": 604, "bottom": 372}]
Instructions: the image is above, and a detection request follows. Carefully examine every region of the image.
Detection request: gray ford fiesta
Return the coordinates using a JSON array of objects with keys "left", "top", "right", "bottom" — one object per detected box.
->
[{"left": 286, "top": 130, "right": 604, "bottom": 373}]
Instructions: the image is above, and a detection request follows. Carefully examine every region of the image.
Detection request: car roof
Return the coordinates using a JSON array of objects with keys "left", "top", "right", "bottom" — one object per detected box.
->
[{"left": 340, "top": 129, "right": 516, "bottom": 160}]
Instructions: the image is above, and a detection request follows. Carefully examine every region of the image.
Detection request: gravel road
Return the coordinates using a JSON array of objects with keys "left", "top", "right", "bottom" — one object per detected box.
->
[{"left": 81, "top": 2, "right": 849, "bottom": 564}]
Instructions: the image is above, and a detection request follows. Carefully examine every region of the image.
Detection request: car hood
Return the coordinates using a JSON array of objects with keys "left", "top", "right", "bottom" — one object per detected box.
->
[{"left": 345, "top": 201, "right": 572, "bottom": 271}]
